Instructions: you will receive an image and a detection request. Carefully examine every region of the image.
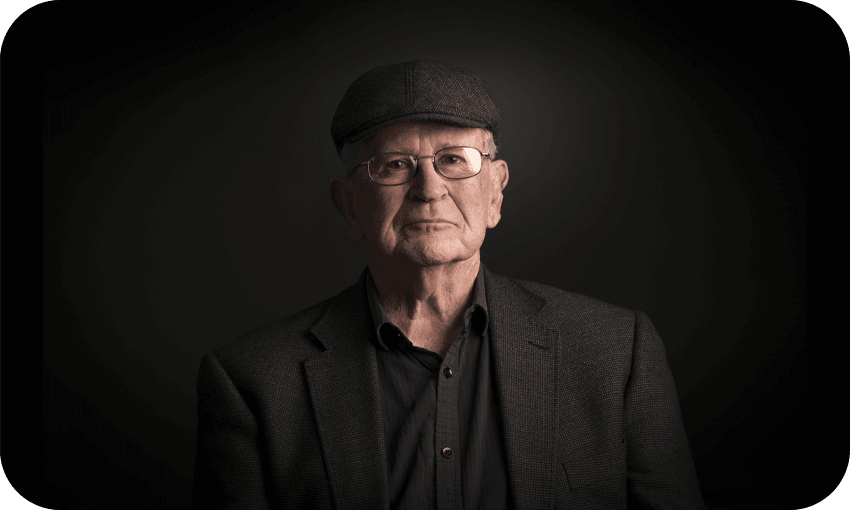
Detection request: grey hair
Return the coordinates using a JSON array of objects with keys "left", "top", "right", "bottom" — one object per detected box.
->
[
  {"left": 484, "top": 129, "right": 498, "bottom": 160},
  {"left": 340, "top": 128, "right": 498, "bottom": 179}
]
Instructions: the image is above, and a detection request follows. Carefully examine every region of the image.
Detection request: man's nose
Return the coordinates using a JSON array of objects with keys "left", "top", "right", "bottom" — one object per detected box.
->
[{"left": 408, "top": 156, "right": 446, "bottom": 201}]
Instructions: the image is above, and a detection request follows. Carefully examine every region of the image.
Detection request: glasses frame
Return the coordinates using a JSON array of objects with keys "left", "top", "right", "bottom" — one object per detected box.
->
[{"left": 349, "top": 146, "right": 492, "bottom": 186}]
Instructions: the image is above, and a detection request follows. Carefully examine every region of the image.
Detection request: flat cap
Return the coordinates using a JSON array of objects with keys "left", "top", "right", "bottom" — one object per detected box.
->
[{"left": 331, "top": 60, "right": 500, "bottom": 156}]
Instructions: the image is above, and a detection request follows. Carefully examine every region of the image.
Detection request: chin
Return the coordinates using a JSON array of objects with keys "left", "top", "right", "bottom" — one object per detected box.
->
[{"left": 395, "top": 240, "right": 473, "bottom": 267}]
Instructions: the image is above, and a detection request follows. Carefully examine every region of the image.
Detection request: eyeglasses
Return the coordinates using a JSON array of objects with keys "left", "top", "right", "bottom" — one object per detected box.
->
[{"left": 350, "top": 146, "right": 492, "bottom": 186}]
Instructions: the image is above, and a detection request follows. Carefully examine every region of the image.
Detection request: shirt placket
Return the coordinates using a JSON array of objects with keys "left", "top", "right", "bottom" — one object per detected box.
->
[{"left": 435, "top": 335, "right": 463, "bottom": 510}]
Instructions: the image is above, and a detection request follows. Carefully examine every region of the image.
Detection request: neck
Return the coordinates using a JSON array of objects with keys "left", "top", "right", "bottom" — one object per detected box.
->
[{"left": 369, "top": 254, "right": 481, "bottom": 355}]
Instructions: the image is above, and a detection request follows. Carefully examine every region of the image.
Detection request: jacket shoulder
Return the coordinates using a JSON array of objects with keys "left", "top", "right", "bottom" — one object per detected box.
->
[
  {"left": 489, "top": 271, "right": 635, "bottom": 325},
  {"left": 210, "top": 292, "right": 338, "bottom": 374}
]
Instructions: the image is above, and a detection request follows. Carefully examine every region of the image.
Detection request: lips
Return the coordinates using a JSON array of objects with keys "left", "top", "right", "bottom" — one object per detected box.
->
[
  {"left": 406, "top": 219, "right": 452, "bottom": 224},
  {"left": 403, "top": 219, "right": 454, "bottom": 228}
]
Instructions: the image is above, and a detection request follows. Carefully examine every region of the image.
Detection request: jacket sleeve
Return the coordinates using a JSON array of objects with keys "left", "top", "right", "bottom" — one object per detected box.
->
[
  {"left": 624, "top": 311, "right": 705, "bottom": 509},
  {"left": 191, "top": 353, "right": 271, "bottom": 510}
]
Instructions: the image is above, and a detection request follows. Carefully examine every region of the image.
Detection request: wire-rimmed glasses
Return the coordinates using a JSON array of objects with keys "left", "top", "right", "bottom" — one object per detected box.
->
[{"left": 350, "top": 146, "right": 491, "bottom": 186}]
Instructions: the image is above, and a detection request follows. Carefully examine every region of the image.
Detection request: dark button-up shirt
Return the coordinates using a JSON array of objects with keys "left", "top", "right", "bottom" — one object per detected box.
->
[{"left": 366, "top": 265, "right": 511, "bottom": 510}]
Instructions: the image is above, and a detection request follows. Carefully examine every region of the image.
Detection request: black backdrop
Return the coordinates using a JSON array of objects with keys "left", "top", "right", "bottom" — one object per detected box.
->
[{"left": 16, "top": 1, "right": 838, "bottom": 508}]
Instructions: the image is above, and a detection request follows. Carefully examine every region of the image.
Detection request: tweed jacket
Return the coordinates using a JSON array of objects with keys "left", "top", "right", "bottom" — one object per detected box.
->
[{"left": 191, "top": 265, "right": 705, "bottom": 509}]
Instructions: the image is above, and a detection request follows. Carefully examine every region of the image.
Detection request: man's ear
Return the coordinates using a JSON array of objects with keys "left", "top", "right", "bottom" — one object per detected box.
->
[
  {"left": 487, "top": 159, "right": 509, "bottom": 229},
  {"left": 329, "top": 177, "right": 365, "bottom": 240}
]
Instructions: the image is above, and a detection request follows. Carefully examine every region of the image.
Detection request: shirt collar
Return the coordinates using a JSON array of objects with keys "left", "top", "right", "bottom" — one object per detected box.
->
[{"left": 365, "top": 264, "right": 489, "bottom": 350}]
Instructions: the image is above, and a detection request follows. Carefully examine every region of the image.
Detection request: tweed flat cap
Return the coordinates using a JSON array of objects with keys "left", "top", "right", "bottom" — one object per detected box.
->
[{"left": 331, "top": 60, "right": 500, "bottom": 156}]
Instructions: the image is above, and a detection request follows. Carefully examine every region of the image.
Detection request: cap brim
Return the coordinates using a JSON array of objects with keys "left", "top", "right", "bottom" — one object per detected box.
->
[{"left": 343, "top": 113, "right": 490, "bottom": 147}]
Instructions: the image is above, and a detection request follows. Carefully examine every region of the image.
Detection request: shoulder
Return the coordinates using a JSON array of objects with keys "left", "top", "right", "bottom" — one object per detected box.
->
[
  {"left": 486, "top": 270, "right": 637, "bottom": 329},
  {"left": 206, "top": 292, "right": 340, "bottom": 385},
  {"left": 486, "top": 272, "right": 668, "bottom": 379}
]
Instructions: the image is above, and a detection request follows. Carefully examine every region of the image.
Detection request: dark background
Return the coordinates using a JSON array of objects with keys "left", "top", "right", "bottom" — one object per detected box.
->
[{"left": 14, "top": 1, "right": 836, "bottom": 508}]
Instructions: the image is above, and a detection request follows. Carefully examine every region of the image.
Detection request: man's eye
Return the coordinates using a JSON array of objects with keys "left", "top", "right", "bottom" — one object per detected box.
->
[
  {"left": 438, "top": 155, "right": 465, "bottom": 165},
  {"left": 383, "top": 158, "right": 413, "bottom": 170}
]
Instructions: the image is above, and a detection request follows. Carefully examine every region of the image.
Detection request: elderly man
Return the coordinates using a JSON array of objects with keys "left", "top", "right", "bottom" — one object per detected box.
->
[{"left": 192, "top": 60, "right": 705, "bottom": 510}]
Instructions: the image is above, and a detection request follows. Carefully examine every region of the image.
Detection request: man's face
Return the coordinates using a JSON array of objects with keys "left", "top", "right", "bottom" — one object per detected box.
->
[{"left": 333, "top": 122, "right": 509, "bottom": 268}]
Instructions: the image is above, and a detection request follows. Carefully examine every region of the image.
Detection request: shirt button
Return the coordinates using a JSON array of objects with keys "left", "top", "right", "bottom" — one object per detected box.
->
[
  {"left": 443, "top": 367, "right": 453, "bottom": 378},
  {"left": 442, "top": 447, "right": 453, "bottom": 458}
]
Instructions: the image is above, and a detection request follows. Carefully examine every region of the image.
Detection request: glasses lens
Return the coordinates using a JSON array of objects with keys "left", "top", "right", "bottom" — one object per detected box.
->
[
  {"left": 370, "top": 154, "right": 415, "bottom": 184},
  {"left": 435, "top": 147, "right": 482, "bottom": 178}
]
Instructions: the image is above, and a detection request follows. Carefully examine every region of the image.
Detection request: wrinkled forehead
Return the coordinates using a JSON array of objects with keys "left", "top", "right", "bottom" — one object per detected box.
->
[{"left": 359, "top": 122, "right": 487, "bottom": 157}]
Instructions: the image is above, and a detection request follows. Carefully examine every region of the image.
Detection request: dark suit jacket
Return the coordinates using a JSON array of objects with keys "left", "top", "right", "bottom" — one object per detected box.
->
[{"left": 192, "top": 265, "right": 705, "bottom": 509}]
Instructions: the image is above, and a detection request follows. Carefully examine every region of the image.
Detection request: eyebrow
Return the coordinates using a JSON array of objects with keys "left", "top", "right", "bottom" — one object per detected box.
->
[
  {"left": 378, "top": 143, "right": 481, "bottom": 155},
  {"left": 379, "top": 147, "right": 416, "bottom": 155}
]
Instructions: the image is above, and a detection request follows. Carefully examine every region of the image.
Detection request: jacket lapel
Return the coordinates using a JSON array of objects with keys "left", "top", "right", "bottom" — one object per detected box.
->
[
  {"left": 304, "top": 270, "right": 390, "bottom": 510},
  {"left": 485, "top": 266, "right": 559, "bottom": 510}
]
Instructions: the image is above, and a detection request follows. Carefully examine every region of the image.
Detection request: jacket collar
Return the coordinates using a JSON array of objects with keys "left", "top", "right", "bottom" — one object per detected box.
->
[
  {"left": 484, "top": 264, "right": 559, "bottom": 510},
  {"left": 306, "top": 264, "right": 558, "bottom": 510},
  {"left": 305, "top": 268, "right": 389, "bottom": 510}
]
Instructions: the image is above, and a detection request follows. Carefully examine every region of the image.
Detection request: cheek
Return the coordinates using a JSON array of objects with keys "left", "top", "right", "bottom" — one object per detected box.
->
[
  {"left": 467, "top": 186, "right": 493, "bottom": 228},
  {"left": 357, "top": 187, "right": 402, "bottom": 234}
]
